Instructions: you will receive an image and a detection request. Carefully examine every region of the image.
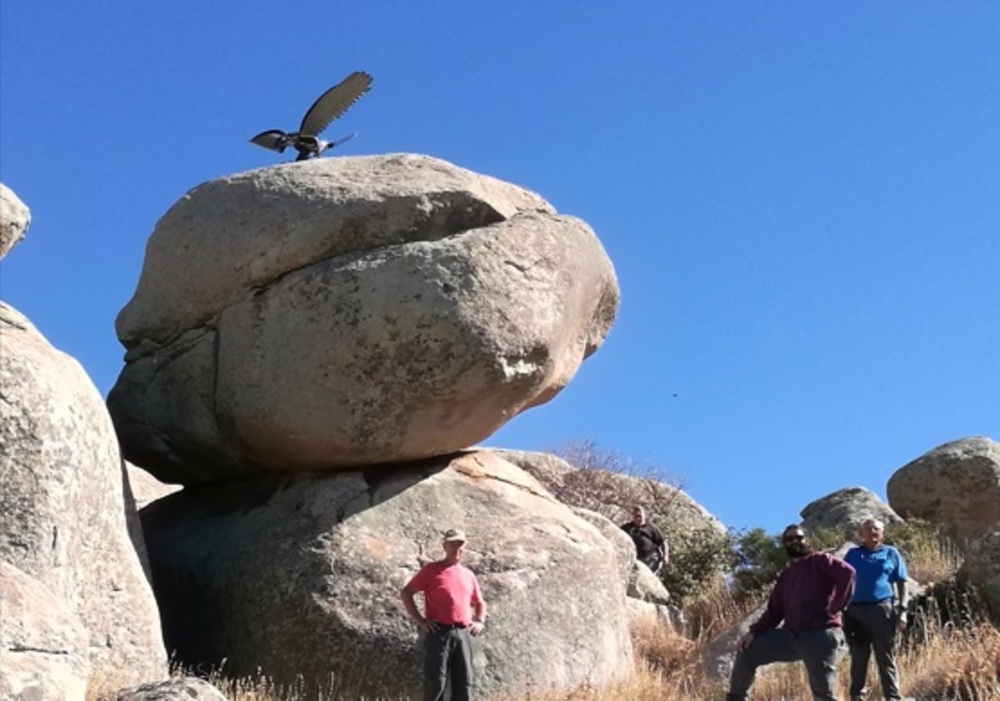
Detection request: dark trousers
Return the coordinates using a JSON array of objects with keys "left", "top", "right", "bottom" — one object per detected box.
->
[
  {"left": 423, "top": 626, "right": 473, "bottom": 701},
  {"left": 726, "top": 627, "right": 846, "bottom": 701},
  {"left": 844, "top": 602, "right": 901, "bottom": 700}
]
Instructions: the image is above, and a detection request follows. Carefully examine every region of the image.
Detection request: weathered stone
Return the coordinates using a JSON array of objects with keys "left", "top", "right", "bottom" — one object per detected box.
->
[
  {"left": 800, "top": 486, "right": 904, "bottom": 540},
  {"left": 109, "top": 155, "right": 618, "bottom": 483},
  {"left": 0, "top": 561, "right": 90, "bottom": 701},
  {"left": 958, "top": 529, "right": 1000, "bottom": 621},
  {"left": 887, "top": 436, "right": 1000, "bottom": 545},
  {"left": 627, "top": 561, "right": 671, "bottom": 605},
  {"left": 0, "top": 302, "right": 168, "bottom": 683},
  {"left": 115, "top": 677, "right": 228, "bottom": 701},
  {"left": 700, "top": 603, "right": 762, "bottom": 682},
  {"left": 625, "top": 598, "right": 685, "bottom": 634},
  {"left": 0, "top": 183, "right": 30, "bottom": 259},
  {"left": 126, "top": 462, "right": 182, "bottom": 510},
  {"left": 142, "top": 451, "right": 632, "bottom": 699}
]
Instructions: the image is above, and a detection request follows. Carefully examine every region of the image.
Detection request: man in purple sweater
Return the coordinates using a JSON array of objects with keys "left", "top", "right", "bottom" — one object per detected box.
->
[{"left": 726, "top": 524, "right": 856, "bottom": 701}]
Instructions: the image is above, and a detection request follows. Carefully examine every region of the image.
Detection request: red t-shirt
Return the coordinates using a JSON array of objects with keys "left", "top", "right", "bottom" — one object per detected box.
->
[{"left": 406, "top": 561, "right": 483, "bottom": 626}]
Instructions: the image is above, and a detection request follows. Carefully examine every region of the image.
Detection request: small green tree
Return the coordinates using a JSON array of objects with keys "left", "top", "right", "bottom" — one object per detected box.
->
[
  {"left": 658, "top": 526, "right": 738, "bottom": 604},
  {"left": 729, "top": 526, "right": 844, "bottom": 601}
]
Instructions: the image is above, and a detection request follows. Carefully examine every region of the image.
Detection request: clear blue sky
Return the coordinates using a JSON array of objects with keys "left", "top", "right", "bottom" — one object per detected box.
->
[{"left": 3, "top": 3, "right": 998, "bottom": 534}]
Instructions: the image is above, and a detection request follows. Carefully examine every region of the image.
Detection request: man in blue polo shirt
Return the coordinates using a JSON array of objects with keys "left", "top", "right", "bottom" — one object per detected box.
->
[{"left": 843, "top": 517, "right": 909, "bottom": 701}]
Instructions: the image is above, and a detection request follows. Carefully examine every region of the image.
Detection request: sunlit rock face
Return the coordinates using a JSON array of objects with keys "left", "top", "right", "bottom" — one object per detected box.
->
[
  {"left": 141, "top": 450, "right": 634, "bottom": 699},
  {"left": 887, "top": 436, "right": 1000, "bottom": 546},
  {"left": 0, "top": 302, "right": 168, "bottom": 685},
  {"left": 109, "top": 154, "right": 619, "bottom": 484},
  {"left": 0, "top": 183, "right": 30, "bottom": 259}
]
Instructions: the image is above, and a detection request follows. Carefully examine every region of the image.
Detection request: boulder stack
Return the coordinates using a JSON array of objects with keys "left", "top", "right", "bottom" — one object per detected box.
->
[{"left": 113, "top": 155, "right": 629, "bottom": 696}]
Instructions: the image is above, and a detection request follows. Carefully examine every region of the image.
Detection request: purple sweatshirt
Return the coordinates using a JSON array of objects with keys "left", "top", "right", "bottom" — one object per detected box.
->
[{"left": 749, "top": 551, "right": 856, "bottom": 635}]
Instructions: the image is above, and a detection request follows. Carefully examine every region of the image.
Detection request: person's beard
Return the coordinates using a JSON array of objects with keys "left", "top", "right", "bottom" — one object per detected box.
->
[{"left": 784, "top": 541, "right": 809, "bottom": 559}]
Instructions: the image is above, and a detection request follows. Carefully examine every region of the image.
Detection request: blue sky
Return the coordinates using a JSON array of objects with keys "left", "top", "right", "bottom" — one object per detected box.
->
[{"left": 2, "top": 3, "right": 998, "bottom": 534}]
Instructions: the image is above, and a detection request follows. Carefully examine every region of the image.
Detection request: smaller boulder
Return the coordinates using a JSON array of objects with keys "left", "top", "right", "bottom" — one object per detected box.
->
[
  {"left": 800, "top": 486, "right": 903, "bottom": 540},
  {"left": 627, "top": 561, "right": 671, "bottom": 605}
]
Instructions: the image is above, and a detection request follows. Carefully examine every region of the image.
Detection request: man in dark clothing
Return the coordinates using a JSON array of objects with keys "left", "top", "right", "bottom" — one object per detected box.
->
[
  {"left": 620, "top": 506, "right": 668, "bottom": 573},
  {"left": 727, "top": 524, "right": 856, "bottom": 701}
]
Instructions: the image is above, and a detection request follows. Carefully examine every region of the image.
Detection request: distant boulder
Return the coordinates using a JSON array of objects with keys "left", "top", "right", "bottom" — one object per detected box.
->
[
  {"left": 0, "top": 302, "right": 167, "bottom": 684},
  {"left": 800, "top": 486, "right": 903, "bottom": 540},
  {"left": 0, "top": 561, "right": 90, "bottom": 701},
  {"left": 141, "top": 450, "right": 632, "bottom": 699},
  {"left": 887, "top": 436, "right": 1000, "bottom": 545},
  {"left": 0, "top": 183, "right": 29, "bottom": 258},
  {"left": 109, "top": 155, "right": 618, "bottom": 484}
]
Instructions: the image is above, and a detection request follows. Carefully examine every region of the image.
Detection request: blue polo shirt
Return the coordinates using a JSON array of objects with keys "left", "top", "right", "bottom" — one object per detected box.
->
[{"left": 844, "top": 544, "right": 907, "bottom": 603}]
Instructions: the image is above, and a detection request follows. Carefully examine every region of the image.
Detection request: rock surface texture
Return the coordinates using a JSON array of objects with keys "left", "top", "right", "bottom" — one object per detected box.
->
[
  {"left": 141, "top": 450, "right": 633, "bottom": 699},
  {"left": 0, "top": 302, "right": 168, "bottom": 683},
  {"left": 0, "top": 561, "right": 90, "bottom": 701},
  {"left": 887, "top": 436, "right": 1000, "bottom": 545},
  {"left": 114, "top": 678, "right": 228, "bottom": 701},
  {"left": 109, "top": 154, "right": 619, "bottom": 484},
  {"left": 958, "top": 529, "right": 1000, "bottom": 620},
  {"left": 0, "top": 183, "right": 30, "bottom": 259},
  {"left": 800, "top": 486, "right": 904, "bottom": 540}
]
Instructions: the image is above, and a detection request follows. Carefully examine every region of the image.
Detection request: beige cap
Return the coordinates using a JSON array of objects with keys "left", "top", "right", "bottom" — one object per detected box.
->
[{"left": 443, "top": 528, "right": 467, "bottom": 543}]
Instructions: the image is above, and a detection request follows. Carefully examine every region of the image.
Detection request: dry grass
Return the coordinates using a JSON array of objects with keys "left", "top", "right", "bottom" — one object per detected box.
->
[
  {"left": 92, "top": 603, "right": 1000, "bottom": 701},
  {"left": 90, "top": 531, "right": 1000, "bottom": 701}
]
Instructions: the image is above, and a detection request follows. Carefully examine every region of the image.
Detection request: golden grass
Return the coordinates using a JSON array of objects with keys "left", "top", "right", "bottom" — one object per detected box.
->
[
  {"left": 89, "top": 607, "right": 1000, "bottom": 701},
  {"left": 88, "top": 533, "right": 999, "bottom": 701}
]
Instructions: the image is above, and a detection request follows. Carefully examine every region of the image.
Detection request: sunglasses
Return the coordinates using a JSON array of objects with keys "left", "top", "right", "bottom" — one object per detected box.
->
[{"left": 784, "top": 534, "right": 806, "bottom": 543}]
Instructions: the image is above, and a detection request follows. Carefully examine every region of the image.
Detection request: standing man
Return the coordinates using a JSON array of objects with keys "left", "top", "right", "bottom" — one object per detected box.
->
[
  {"left": 727, "top": 524, "right": 856, "bottom": 701},
  {"left": 843, "top": 518, "right": 909, "bottom": 701},
  {"left": 401, "top": 528, "right": 486, "bottom": 701},
  {"left": 620, "top": 505, "right": 668, "bottom": 573}
]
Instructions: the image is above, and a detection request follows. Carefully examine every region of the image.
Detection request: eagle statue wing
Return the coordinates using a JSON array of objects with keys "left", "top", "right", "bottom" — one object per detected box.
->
[{"left": 299, "top": 71, "right": 373, "bottom": 137}]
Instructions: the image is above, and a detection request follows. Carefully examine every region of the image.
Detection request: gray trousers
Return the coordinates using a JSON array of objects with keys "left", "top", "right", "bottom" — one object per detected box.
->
[
  {"left": 843, "top": 602, "right": 901, "bottom": 700},
  {"left": 726, "top": 627, "right": 846, "bottom": 701},
  {"left": 423, "top": 626, "right": 473, "bottom": 701}
]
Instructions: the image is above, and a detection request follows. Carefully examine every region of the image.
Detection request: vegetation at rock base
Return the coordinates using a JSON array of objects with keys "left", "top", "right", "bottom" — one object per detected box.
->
[
  {"left": 93, "top": 579, "right": 1000, "bottom": 700},
  {"left": 87, "top": 443, "right": 1000, "bottom": 700}
]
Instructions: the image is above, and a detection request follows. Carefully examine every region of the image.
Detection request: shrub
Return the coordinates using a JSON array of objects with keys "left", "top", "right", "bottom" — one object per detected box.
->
[{"left": 658, "top": 527, "right": 737, "bottom": 606}]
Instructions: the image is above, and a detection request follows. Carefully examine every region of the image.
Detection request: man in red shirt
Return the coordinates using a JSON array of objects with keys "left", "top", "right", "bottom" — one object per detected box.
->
[
  {"left": 727, "top": 524, "right": 856, "bottom": 701},
  {"left": 401, "top": 528, "right": 487, "bottom": 701}
]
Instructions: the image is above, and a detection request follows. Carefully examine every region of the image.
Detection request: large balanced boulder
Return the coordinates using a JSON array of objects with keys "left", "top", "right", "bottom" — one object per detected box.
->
[
  {"left": 0, "top": 302, "right": 168, "bottom": 683},
  {"left": 141, "top": 450, "right": 632, "bottom": 699},
  {"left": 0, "top": 561, "right": 90, "bottom": 701},
  {"left": 887, "top": 436, "right": 1000, "bottom": 545},
  {"left": 109, "top": 154, "right": 619, "bottom": 484},
  {"left": 0, "top": 183, "right": 30, "bottom": 258},
  {"left": 800, "top": 486, "right": 904, "bottom": 540}
]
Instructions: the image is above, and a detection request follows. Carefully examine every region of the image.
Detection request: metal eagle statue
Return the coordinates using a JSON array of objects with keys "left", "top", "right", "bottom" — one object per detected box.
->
[{"left": 250, "top": 71, "right": 373, "bottom": 161}]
